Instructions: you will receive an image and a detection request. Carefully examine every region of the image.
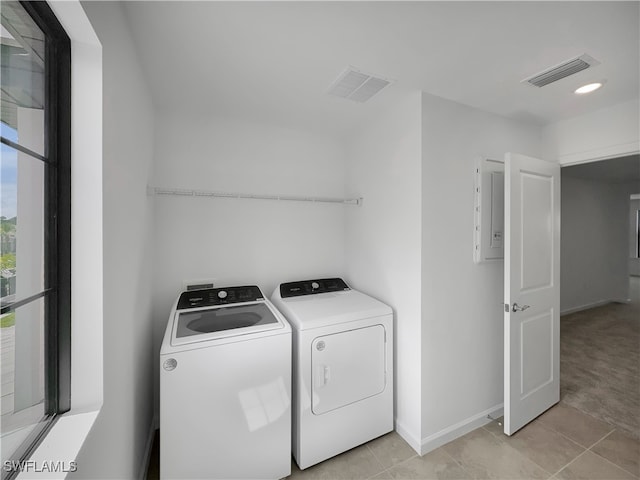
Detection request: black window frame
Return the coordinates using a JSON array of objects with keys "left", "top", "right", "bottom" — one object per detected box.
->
[
  {"left": 0, "top": 1, "right": 71, "bottom": 475},
  {"left": 637, "top": 209, "right": 640, "bottom": 258}
]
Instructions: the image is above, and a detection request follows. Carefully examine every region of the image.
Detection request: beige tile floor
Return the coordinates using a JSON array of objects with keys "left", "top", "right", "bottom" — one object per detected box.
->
[
  {"left": 286, "top": 403, "right": 639, "bottom": 480},
  {"left": 146, "top": 404, "right": 639, "bottom": 480}
]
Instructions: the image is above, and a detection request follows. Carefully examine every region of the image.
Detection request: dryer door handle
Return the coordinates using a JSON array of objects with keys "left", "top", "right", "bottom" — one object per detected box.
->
[
  {"left": 324, "top": 365, "right": 331, "bottom": 384},
  {"left": 315, "top": 364, "right": 330, "bottom": 388}
]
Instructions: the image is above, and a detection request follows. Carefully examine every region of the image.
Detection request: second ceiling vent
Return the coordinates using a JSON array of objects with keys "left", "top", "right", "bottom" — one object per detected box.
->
[
  {"left": 327, "top": 67, "right": 393, "bottom": 103},
  {"left": 522, "top": 54, "right": 600, "bottom": 88}
]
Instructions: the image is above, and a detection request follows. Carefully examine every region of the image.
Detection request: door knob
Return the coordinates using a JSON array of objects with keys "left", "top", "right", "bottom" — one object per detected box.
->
[{"left": 512, "top": 302, "right": 530, "bottom": 312}]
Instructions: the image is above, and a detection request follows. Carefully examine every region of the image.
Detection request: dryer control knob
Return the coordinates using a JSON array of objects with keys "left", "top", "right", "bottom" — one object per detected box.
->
[
  {"left": 311, "top": 282, "right": 320, "bottom": 290},
  {"left": 218, "top": 290, "right": 228, "bottom": 299}
]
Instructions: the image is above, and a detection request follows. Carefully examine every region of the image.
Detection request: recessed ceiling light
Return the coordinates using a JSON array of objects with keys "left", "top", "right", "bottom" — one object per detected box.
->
[{"left": 575, "top": 82, "right": 603, "bottom": 95}]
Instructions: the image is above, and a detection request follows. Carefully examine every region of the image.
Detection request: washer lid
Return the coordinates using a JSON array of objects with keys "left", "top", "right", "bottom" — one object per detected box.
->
[{"left": 171, "top": 302, "right": 285, "bottom": 346}]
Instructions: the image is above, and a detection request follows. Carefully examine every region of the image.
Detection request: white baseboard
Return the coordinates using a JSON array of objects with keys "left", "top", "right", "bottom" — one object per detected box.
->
[
  {"left": 138, "top": 415, "right": 158, "bottom": 480},
  {"left": 419, "top": 404, "right": 504, "bottom": 456},
  {"left": 561, "top": 299, "right": 613, "bottom": 316},
  {"left": 612, "top": 298, "right": 632, "bottom": 305},
  {"left": 394, "top": 419, "right": 422, "bottom": 455}
]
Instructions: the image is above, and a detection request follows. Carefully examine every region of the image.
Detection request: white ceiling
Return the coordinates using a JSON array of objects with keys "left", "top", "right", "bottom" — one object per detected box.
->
[{"left": 122, "top": 1, "right": 640, "bottom": 138}]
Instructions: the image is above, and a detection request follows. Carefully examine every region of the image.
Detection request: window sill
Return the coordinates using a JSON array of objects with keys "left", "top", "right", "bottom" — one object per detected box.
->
[{"left": 16, "top": 409, "right": 100, "bottom": 479}]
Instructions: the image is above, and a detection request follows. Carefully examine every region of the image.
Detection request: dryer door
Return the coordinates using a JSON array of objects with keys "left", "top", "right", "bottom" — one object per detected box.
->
[{"left": 311, "top": 324, "right": 386, "bottom": 415}]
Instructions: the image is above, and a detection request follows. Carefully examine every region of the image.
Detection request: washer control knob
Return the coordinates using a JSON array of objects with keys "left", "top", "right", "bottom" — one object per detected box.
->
[
  {"left": 218, "top": 290, "right": 228, "bottom": 299},
  {"left": 311, "top": 282, "right": 320, "bottom": 290}
]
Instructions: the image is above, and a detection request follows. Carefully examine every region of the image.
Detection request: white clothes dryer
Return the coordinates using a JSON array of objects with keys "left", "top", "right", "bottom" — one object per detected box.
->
[
  {"left": 160, "top": 285, "right": 291, "bottom": 479},
  {"left": 271, "top": 278, "right": 393, "bottom": 470}
]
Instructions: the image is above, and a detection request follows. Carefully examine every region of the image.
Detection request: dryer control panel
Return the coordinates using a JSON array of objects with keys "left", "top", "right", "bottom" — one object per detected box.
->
[
  {"left": 280, "top": 278, "right": 350, "bottom": 298},
  {"left": 177, "top": 286, "right": 264, "bottom": 309}
]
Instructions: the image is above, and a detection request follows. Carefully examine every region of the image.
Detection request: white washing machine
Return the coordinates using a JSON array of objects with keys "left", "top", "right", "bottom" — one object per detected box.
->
[
  {"left": 160, "top": 285, "right": 291, "bottom": 480},
  {"left": 271, "top": 278, "right": 393, "bottom": 470}
]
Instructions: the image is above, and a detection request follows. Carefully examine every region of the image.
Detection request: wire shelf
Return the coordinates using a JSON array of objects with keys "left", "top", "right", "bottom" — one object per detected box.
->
[{"left": 147, "top": 186, "right": 362, "bottom": 206}]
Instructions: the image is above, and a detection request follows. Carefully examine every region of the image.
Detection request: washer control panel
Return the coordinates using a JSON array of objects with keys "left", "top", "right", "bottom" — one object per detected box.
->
[
  {"left": 280, "top": 278, "right": 350, "bottom": 298},
  {"left": 177, "top": 286, "right": 264, "bottom": 309}
]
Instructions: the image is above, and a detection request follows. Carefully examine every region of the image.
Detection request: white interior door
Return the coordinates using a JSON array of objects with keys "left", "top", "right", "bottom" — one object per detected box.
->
[{"left": 504, "top": 152, "right": 560, "bottom": 435}]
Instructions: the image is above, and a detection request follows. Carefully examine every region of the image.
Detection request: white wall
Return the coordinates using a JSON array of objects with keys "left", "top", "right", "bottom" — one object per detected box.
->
[
  {"left": 420, "top": 92, "right": 542, "bottom": 453},
  {"left": 151, "top": 112, "right": 347, "bottom": 411},
  {"left": 542, "top": 98, "right": 640, "bottom": 165},
  {"left": 69, "top": 2, "right": 156, "bottom": 479},
  {"left": 631, "top": 197, "right": 640, "bottom": 276},
  {"left": 561, "top": 177, "right": 639, "bottom": 312},
  {"left": 344, "top": 91, "right": 423, "bottom": 452}
]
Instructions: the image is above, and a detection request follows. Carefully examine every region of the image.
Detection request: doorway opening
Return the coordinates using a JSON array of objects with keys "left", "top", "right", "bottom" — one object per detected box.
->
[{"left": 558, "top": 154, "right": 640, "bottom": 439}]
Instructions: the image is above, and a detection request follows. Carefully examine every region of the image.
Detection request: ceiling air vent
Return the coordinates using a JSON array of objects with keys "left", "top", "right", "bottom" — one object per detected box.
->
[
  {"left": 523, "top": 54, "right": 600, "bottom": 88},
  {"left": 327, "top": 67, "right": 392, "bottom": 103}
]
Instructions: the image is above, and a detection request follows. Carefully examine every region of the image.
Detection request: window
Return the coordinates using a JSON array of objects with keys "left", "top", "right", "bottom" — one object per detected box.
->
[{"left": 1, "top": 1, "right": 70, "bottom": 476}]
